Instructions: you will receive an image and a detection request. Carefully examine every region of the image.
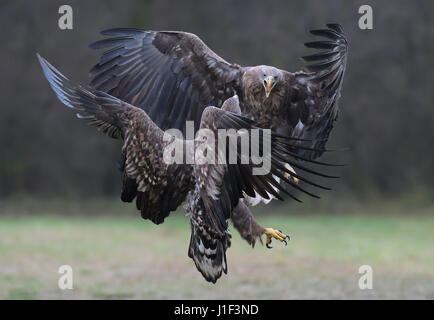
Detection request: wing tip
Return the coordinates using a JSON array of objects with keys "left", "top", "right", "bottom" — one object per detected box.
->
[
  {"left": 301, "top": 23, "right": 348, "bottom": 87},
  {"left": 87, "top": 29, "right": 148, "bottom": 52},
  {"left": 326, "top": 23, "right": 344, "bottom": 34},
  {"left": 36, "top": 53, "right": 75, "bottom": 109}
]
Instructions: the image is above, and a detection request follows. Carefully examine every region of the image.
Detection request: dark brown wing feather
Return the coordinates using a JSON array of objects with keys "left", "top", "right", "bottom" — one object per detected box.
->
[
  {"left": 286, "top": 23, "right": 349, "bottom": 160},
  {"left": 38, "top": 54, "right": 192, "bottom": 224},
  {"left": 196, "top": 103, "right": 334, "bottom": 233},
  {"left": 89, "top": 29, "right": 242, "bottom": 134}
]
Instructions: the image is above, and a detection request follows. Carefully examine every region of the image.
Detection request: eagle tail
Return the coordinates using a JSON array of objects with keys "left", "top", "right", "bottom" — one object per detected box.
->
[{"left": 188, "top": 220, "right": 231, "bottom": 284}]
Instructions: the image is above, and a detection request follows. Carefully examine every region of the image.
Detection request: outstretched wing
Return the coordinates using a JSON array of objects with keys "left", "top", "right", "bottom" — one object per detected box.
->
[
  {"left": 38, "top": 54, "right": 192, "bottom": 224},
  {"left": 286, "top": 23, "right": 349, "bottom": 160},
  {"left": 196, "top": 98, "right": 335, "bottom": 233},
  {"left": 89, "top": 29, "right": 242, "bottom": 134}
]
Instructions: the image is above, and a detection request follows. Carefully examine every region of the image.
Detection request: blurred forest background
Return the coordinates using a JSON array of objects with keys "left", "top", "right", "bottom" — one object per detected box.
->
[{"left": 0, "top": 0, "right": 433, "bottom": 207}]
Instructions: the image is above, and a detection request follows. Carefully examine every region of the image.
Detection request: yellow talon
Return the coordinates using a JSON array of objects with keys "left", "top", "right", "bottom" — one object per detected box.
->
[
  {"left": 264, "top": 228, "right": 290, "bottom": 249},
  {"left": 284, "top": 163, "right": 299, "bottom": 183}
]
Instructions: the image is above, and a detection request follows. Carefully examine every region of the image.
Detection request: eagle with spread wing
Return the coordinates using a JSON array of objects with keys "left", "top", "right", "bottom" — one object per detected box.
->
[
  {"left": 88, "top": 23, "right": 348, "bottom": 159},
  {"left": 37, "top": 23, "right": 348, "bottom": 283}
]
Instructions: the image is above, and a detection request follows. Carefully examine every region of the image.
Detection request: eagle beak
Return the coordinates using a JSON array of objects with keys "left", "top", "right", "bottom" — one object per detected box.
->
[{"left": 264, "top": 76, "right": 274, "bottom": 98}]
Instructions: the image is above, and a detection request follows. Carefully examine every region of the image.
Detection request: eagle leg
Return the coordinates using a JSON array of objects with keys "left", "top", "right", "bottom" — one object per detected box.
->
[
  {"left": 264, "top": 228, "right": 290, "bottom": 249},
  {"left": 230, "top": 200, "right": 265, "bottom": 248}
]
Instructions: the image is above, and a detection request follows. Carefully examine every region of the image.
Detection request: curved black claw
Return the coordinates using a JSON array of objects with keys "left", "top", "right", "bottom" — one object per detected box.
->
[
  {"left": 266, "top": 242, "right": 273, "bottom": 249},
  {"left": 278, "top": 230, "right": 290, "bottom": 246}
]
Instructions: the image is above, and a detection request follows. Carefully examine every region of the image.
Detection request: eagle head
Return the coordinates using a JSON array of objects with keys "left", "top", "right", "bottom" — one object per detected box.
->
[{"left": 244, "top": 65, "right": 284, "bottom": 100}]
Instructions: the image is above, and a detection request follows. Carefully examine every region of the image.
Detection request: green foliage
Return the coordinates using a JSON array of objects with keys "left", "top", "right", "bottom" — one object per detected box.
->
[{"left": 0, "top": 205, "right": 433, "bottom": 299}]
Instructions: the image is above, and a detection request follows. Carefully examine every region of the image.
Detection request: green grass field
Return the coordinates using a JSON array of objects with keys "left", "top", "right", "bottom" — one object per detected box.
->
[{"left": 0, "top": 202, "right": 433, "bottom": 299}]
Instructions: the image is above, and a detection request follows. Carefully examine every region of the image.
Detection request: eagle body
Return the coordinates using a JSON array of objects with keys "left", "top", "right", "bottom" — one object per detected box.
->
[{"left": 38, "top": 23, "right": 348, "bottom": 283}]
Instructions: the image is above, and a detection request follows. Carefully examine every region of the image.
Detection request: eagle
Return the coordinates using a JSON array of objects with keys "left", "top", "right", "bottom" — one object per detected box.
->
[
  {"left": 88, "top": 23, "right": 348, "bottom": 160},
  {"left": 37, "top": 23, "right": 348, "bottom": 283}
]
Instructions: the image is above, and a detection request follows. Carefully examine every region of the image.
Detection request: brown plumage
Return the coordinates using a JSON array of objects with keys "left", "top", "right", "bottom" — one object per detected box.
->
[
  {"left": 38, "top": 55, "right": 332, "bottom": 282},
  {"left": 37, "top": 23, "right": 346, "bottom": 283},
  {"left": 89, "top": 24, "right": 348, "bottom": 160}
]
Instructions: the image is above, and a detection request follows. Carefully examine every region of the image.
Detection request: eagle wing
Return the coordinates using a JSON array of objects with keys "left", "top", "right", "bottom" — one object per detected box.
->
[
  {"left": 38, "top": 54, "right": 192, "bottom": 224},
  {"left": 285, "top": 24, "right": 349, "bottom": 160},
  {"left": 196, "top": 99, "right": 334, "bottom": 234},
  {"left": 89, "top": 29, "right": 242, "bottom": 134}
]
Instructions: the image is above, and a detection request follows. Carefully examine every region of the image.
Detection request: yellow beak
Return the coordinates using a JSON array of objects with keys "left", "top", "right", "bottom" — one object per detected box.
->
[{"left": 264, "top": 76, "right": 274, "bottom": 98}]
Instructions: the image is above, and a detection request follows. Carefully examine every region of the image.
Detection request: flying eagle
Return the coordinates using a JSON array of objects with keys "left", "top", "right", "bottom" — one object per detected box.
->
[
  {"left": 88, "top": 23, "right": 348, "bottom": 160},
  {"left": 37, "top": 23, "right": 348, "bottom": 283}
]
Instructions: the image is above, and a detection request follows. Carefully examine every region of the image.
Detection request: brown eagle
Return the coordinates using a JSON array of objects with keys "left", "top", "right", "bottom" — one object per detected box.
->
[
  {"left": 37, "top": 23, "right": 348, "bottom": 283},
  {"left": 88, "top": 23, "right": 348, "bottom": 207},
  {"left": 88, "top": 23, "right": 348, "bottom": 159}
]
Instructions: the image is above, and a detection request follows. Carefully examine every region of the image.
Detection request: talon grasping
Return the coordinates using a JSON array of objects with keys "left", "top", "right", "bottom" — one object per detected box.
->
[{"left": 264, "top": 228, "right": 290, "bottom": 249}]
